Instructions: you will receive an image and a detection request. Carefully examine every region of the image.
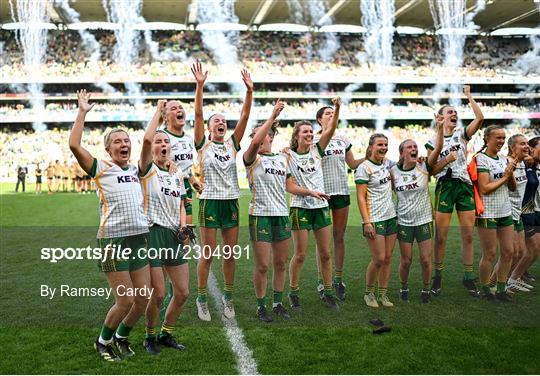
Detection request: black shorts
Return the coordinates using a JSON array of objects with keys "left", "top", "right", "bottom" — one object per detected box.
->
[
  {"left": 522, "top": 212, "right": 540, "bottom": 238},
  {"left": 36, "top": 177, "right": 42, "bottom": 184}
]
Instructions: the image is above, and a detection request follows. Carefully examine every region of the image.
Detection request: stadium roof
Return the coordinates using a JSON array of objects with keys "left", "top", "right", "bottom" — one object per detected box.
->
[{"left": 1, "top": 0, "right": 539, "bottom": 31}]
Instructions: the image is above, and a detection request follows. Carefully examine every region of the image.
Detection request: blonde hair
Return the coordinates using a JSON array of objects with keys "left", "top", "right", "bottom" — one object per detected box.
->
[
  {"left": 480, "top": 124, "right": 505, "bottom": 152},
  {"left": 507, "top": 134, "right": 525, "bottom": 157},
  {"left": 365, "top": 133, "right": 388, "bottom": 160},
  {"left": 290, "top": 121, "right": 313, "bottom": 152},
  {"left": 104, "top": 128, "right": 129, "bottom": 150},
  {"left": 398, "top": 139, "right": 414, "bottom": 168}
]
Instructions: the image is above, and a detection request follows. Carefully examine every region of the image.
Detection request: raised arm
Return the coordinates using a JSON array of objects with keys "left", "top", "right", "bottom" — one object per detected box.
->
[
  {"left": 139, "top": 100, "right": 166, "bottom": 173},
  {"left": 345, "top": 150, "right": 364, "bottom": 170},
  {"left": 191, "top": 62, "right": 208, "bottom": 147},
  {"left": 464, "top": 85, "right": 484, "bottom": 140},
  {"left": 69, "top": 90, "right": 96, "bottom": 175},
  {"left": 232, "top": 69, "right": 254, "bottom": 143},
  {"left": 428, "top": 115, "right": 445, "bottom": 169},
  {"left": 243, "top": 100, "right": 284, "bottom": 166},
  {"left": 317, "top": 97, "right": 341, "bottom": 151}
]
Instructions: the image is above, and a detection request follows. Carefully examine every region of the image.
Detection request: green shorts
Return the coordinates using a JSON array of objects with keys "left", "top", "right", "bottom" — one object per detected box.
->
[
  {"left": 398, "top": 222, "right": 433, "bottom": 243},
  {"left": 435, "top": 178, "right": 475, "bottom": 213},
  {"left": 514, "top": 219, "right": 524, "bottom": 232},
  {"left": 249, "top": 215, "right": 291, "bottom": 243},
  {"left": 199, "top": 199, "right": 239, "bottom": 229},
  {"left": 290, "top": 207, "right": 332, "bottom": 230},
  {"left": 147, "top": 225, "right": 187, "bottom": 267},
  {"left": 328, "top": 195, "right": 350, "bottom": 210},
  {"left": 370, "top": 217, "right": 398, "bottom": 236},
  {"left": 183, "top": 179, "right": 193, "bottom": 216},
  {"left": 97, "top": 233, "right": 148, "bottom": 273},
  {"left": 476, "top": 216, "right": 513, "bottom": 229}
]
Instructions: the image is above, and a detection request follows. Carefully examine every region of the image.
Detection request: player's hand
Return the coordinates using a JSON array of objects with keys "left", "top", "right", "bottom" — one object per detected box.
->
[
  {"left": 463, "top": 85, "right": 471, "bottom": 97},
  {"left": 241, "top": 69, "right": 254, "bottom": 92},
  {"left": 77, "top": 90, "right": 95, "bottom": 113},
  {"left": 434, "top": 114, "right": 444, "bottom": 128},
  {"left": 331, "top": 96, "right": 342, "bottom": 108},
  {"left": 310, "top": 191, "right": 330, "bottom": 201},
  {"left": 191, "top": 61, "right": 208, "bottom": 84},
  {"left": 191, "top": 178, "right": 203, "bottom": 193},
  {"left": 446, "top": 151, "right": 458, "bottom": 163},
  {"left": 504, "top": 160, "right": 517, "bottom": 177},
  {"left": 418, "top": 156, "right": 426, "bottom": 164},
  {"left": 523, "top": 155, "right": 534, "bottom": 167},
  {"left": 166, "top": 160, "right": 178, "bottom": 175},
  {"left": 272, "top": 99, "right": 285, "bottom": 119},
  {"left": 363, "top": 223, "right": 375, "bottom": 239},
  {"left": 156, "top": 99, "right": 166, "bottom": 121}
]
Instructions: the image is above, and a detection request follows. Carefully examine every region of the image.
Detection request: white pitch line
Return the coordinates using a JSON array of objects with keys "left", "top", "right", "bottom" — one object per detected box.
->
[{"left": 207, "top": 271, "right": 259, "bottom": 375}]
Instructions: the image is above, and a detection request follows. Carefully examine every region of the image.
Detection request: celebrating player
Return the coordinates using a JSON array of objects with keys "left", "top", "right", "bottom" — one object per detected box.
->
[
  {"left": 192, "top": 62, "right": 253, "bottom": 321},
  {"left": 313, "top": 104, "right": 363, "bottom": 301},
  {"left": 505, "top": 134, "right": 532, "bottom": 291},
  {"left": 69, "top": 90, "right": 150, "bottom": 362},
  {"left": 426, "top": 85, "right": 484, "bottom": 297},
  {"left": 509, "top": 137, "right": 540, "bottom": 289},
  {"left": 139, "top": 100, "right": 190, "bottom": 354},
  {"left": 390, "top": 118, "right": 456, "bottom": 304},
  {"left": 286, "top": 97, "right": 340, "bottom": 311},
  {"left": 472, "top": 125, "right": 516, "bottom": 302},
  {"left": 356, "top": 134, "right": 396, "bottom": 308}
]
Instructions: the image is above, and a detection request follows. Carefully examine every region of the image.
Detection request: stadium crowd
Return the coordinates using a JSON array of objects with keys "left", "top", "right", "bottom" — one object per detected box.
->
[
  {"left": 1, "top": 101, "right": 536, "bottom": 122},
  {"left": 1, "top": 30, "right": 534, "bottom": 81},
  {"left": 2, "top": 124, "right": 537, "bottom": 183}
]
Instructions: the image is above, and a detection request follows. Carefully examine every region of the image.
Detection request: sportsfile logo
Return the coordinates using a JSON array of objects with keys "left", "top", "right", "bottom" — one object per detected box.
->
[{"left": 40, "top": 244, "right": 251, "bottom": 263}]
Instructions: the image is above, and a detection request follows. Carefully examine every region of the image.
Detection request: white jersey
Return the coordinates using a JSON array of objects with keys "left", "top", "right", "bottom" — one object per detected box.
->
[
  {"left": 90, "top": 159, "right": 148, "bottom": 239},
  {"left": 140, "top": 162, "right": 186, "bottom": 231},
  {"left": 165, "top": 129, "right": 195, "bottom": 179},
  {"left": 196, "top": 135, "right": 240, "bottom": 200},
  {"left": 509, "top": 160, "right": 527, "bottom": 221},
  {"left": 287, "top": 143, "right": 328, "bottom": 209},
  {"left": 246, "top": 153, "right": 290, "bottom": 216},
  {"left": 476, "top": 153, "right": 512, "bottom": 219},
  {"left": 355, "top": 158, "right": 396, "bottom": 223},
  {"left": 314, "top": 133, "right": 352, "bottom": 196},
  {"left": 425, "top": 127, "right": 472, "bottom": 185},
  {"left": 390, "top": 161, "right": 432, "bottom": 226}
]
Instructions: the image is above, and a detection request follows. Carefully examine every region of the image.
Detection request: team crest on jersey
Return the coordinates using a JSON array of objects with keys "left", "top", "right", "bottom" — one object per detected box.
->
[{"left": 232, "top": 212, "right": 238, "bottom": 220}]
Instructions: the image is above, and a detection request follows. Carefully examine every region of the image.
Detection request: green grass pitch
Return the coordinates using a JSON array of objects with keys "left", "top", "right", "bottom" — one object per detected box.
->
[{"left": 1, "top": 183, "right": 539, "bottom": 374}]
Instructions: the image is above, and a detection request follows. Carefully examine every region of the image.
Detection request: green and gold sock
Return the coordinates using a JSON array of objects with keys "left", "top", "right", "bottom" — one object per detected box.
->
[
  {"left": 145, "top": 326, "right": 156, "bottom": 339},
  {"left": 378, "top": 287, "right": 388, "bottom": 297},
  {"left": 365, "top": 285, "right": 375, "bottom": 294},
  {"left": 273, "top": 290, "right": 283, "bottom": 305},
  {"left": 434, "top": 262, "right": 444, "bottom": 277},
  {"left": 197, "top": 287, "right": 208, "bottom": 303},
  {"left": 463, "top": 264, "right": 475, "bottom": 280},
  {"left": 224, "top": 283, "right": 234, "bottom": 300},
  {"left": 334, "top": 270, "right": 343, "bottom": 284},
  {"left": 115, "top": 322, "right": 132, "bottom": 339},
  {"left": 496, "top": 282, "right": 507, "bottom": 294},
  {"left": 324, "top": 284, "right": 334, "bottom": 297},
  {"left": 482, "top": 284, "right": 492, "bottom": 295},
  {"left": 289, "top": 286, "right": 300, "bottom": 297},
  {"left": 257, "top": 296, "right": 266, "bottom": 309},
  {"left": 401, "top": 280, "right": 409, "bottom": 290},
  {"left": 160, "top": 323, "right": 174, "bottom": 337}
]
